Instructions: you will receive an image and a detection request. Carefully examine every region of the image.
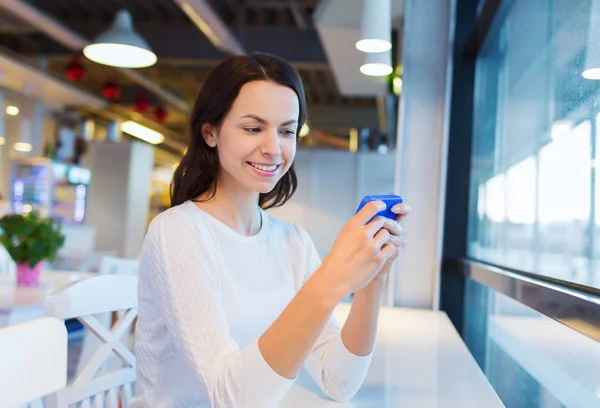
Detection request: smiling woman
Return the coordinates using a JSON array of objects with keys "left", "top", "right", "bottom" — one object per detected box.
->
[
  {"left": 170, "top": 53, "right": 306, "bottom": 210},
  {"left": 133, "top": 52, "right": 411, "bottom": 408}
]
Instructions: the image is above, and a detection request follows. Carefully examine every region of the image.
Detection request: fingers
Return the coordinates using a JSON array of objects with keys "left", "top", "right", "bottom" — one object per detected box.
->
[
  {"left": 373, "top": 228, "right": 390, "bottom": 250},
  {"left": 391, "top": 203, "right": 411, "bottom": 222},
  {"left": 352, "top": 200, "right": 385, "bottom": 227},
  {"left": 364, "top": 216, "right": 385, "bottom": 237},
  {"left": 378, "top": 243, "right": 397, "bottom": 264},
  {"left": 381, "top": 218, "right": 404, "bottom": 238}
]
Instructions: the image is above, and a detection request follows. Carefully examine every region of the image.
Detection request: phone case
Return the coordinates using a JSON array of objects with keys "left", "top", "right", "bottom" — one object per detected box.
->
[{"left": 356, "top": 194, "right": 404, "bottom": 220}]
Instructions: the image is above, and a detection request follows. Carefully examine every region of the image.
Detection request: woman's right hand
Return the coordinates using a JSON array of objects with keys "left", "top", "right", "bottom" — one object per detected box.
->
[{"left": 315, "top": 200, "right": 397, "bottom": 301}]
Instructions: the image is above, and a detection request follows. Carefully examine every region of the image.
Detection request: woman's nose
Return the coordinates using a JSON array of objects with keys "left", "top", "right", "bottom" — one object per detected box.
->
[{"left": 260, "top": 129, "right": 281, "bottom": 157}]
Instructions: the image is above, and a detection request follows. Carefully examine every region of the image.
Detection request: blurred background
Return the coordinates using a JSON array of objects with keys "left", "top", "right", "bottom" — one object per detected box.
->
[{"left": 0, "top": 1, "right": 599, "bottom": 407}]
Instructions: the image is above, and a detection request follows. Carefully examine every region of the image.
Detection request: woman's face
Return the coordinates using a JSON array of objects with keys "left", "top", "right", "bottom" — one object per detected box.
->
[{"left": 203, "top": 80, "right": 300, "bottom": 195}]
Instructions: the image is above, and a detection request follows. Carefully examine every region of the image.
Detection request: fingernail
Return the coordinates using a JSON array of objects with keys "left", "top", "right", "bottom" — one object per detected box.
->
[
  {"left": 392, "top": 204, "right": 402, "bottom": 212},
  {"left": 377, "top": 201, "right": 386, "bottom": 210}
]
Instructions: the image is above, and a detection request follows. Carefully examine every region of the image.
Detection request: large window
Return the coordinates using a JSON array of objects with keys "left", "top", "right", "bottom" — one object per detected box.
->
[
  {"left": 469, "top": 0, "right": 600, "bottom": 289},
  {"left": 463, "top": 278, "right": 600, "bottom": 408}
]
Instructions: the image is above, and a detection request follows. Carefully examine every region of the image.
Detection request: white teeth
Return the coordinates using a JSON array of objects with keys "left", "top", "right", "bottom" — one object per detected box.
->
[{"left": 250, "top": 163, "right": 277, "bottom": 172}]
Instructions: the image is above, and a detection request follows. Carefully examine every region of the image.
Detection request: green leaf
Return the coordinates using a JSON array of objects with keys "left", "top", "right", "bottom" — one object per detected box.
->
[{"left": 0, "top": 212, "right": 65, "bottom": 266}]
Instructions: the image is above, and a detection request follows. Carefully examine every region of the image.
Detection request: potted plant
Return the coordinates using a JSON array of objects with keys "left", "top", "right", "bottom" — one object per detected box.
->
[{"left": 0, "top": 211, "right": 65, "bottom": 286}]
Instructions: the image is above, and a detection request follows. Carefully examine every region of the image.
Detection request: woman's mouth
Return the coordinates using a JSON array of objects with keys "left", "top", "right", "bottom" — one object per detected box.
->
[{"left": 247, "top": 162, "right": 281, "bottom": 177}]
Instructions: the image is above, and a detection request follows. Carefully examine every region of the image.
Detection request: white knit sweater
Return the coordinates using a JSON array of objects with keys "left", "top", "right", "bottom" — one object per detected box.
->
[{"left": 132, "top": 200, "right": 372, "bottom": 408}]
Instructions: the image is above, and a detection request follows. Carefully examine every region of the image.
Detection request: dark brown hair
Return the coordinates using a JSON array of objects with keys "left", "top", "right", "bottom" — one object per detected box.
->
[{"left": 170, "top": 53, "right": 307, "bottom": 209}]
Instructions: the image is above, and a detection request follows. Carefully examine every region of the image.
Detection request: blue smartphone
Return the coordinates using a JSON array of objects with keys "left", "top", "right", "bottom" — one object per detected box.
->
[{"left": 356, "top": 194, "right": 404, "bottom": 220}]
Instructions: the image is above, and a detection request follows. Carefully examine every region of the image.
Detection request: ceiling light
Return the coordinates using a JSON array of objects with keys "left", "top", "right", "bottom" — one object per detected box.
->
[
  {"left": 83, "top": 9, "right": 157, "bottom": 68},
  {"left": 5, "top": 105, "right": 19, "bottom": 116},
  {"left": 0, "top": 137, "right": 5, "bottom": 146},
  {"left": 121, "top": 121, "right": 165, "bottom": 145},
  {"left": 360, "top": 51, "right": 393, "bottom": 76},
  {"left": 583, "top": 68, "right": 600, "bottom": 80},
  {"left": 356, "top": 0, "right": 391, "bottom": 53},
  {"left": 299, "top": 123, "right": 310, "bottom": 138},
  {"left": 13, "top": 142, "right": 32, "bottom": 152}
]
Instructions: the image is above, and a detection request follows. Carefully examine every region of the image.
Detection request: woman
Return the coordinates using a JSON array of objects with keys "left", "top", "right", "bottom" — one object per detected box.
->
[{"left": 133, "top": 53, "right": 410, "bottom": 408}]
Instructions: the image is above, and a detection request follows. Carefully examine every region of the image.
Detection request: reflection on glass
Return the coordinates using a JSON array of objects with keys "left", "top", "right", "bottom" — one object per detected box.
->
[
  {"left": 464, "top": 279, "right": 600, "bottom": 408},
  {"left": 506, "top": 157, "right": 536, "bottom": 225},
  {"left": 468, "top": 0, "right": 600, "bottom": 289}
]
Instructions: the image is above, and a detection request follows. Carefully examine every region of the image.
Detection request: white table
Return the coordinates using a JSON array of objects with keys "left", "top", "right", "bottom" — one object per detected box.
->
[
  {"left": 0, "top": 270, "right": 97, "bottom": 326},
  {"left": 280, "top": 305, "right": 505, "bottom": 408}
]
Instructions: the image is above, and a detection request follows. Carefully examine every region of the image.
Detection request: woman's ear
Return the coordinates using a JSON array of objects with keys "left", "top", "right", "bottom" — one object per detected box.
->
[{"left": 202, "top": 123, "right": 217, "bottom": 147}]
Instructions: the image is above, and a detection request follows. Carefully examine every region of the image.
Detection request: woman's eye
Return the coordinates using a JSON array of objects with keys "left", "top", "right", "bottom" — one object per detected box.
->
[
  {"left": 245, "top": 127, "right": 261, "bottom": 134},
  {"left": 281, "top": 130, "right": 296, "bottom": 137}
]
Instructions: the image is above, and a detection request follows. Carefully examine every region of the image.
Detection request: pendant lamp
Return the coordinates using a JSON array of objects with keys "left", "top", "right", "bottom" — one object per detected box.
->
[
  {"left": 83, "top": 10, "right": 157, "bottom": 68},
  {"left": 360, "top": 50, "right": 393, "bottom": 76},
  {"left": 356, "top": 0, "right": 392, "bottom": 53}
]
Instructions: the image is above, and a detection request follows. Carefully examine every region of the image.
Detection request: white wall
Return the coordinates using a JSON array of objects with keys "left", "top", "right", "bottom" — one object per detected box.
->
[{"left": 269, "top": 149, "right": 395, "bottom": 258}]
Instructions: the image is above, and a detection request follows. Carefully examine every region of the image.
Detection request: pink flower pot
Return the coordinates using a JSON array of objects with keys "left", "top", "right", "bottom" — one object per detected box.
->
[{"left": 16, "top": 262, "right": 43, "bottom": 286}]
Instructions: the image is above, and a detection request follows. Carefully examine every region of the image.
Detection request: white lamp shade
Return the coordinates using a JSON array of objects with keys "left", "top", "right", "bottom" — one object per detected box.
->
[
  {"left": 583, "top": 0, "right": 600, "bottom": 79},
  {"left": 83, "top": 10, "right": 157, "bottom": 68},
  {"left": 360, "top": 50, "right": 393, "bottom": 76},
  {"left": 356, "top": 0, "right": 392, "bottom": 53}
]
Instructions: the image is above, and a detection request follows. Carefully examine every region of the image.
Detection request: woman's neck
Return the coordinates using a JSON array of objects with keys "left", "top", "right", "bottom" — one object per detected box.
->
[{"left": 193, "top": 180, "right": 262, "bottom": 237}]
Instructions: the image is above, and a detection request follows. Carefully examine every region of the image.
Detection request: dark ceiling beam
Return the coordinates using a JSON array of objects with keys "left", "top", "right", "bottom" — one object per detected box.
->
[
  {"left": 248, "top": 0, "right": 315, "bottom": 8},
  {"left": 222, "top": 0, "right": 240, "bottom": 14},
  {"left": 0, "top": 0, "right": 191, "bottom": 113},
  {"left": 323, "top": 70, "right": 342, "bottom": 105},
  {"left": 36, "top": 23, "right": 327, "bottom": 63},
  {"left": 306, "top": 70, "right": 327, "bottom": 104},
  {"left": 307, "top": 105, "right": 378, "bottom": 129},
  {"left": 153, "top": 58, "right": 329, "bottom": 71},
  {"left": 172, "top": 0, "right": 245, "bottom": 55},
  {"left": 288, "top": 1, "right": 309, "bottom": 29}
]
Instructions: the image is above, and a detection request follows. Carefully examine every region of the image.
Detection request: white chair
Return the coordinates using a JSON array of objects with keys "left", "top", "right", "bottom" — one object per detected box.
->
[
  {"left": 45, "top": 275, "right": 138, "bottom": 408},
  {"left": 73, "top": 256, "right": 140, "bottom": 378},
  {"left": 0, "top": 317, "right": 68, "bottom": 408},
  {"left": 98, "top": 256, "right": 140, "bottom": 276}
]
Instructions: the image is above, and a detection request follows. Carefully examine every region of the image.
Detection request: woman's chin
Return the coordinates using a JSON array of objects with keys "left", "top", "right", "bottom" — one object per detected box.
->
[{"left": 246, "top": 178, "right": 280, "bottom": 195}]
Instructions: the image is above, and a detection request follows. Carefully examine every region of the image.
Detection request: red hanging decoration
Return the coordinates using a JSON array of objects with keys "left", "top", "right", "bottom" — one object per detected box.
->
[
  {"left": 102, "top": 82, "right": 122, "bottom": 101},
  {"left": 153, "top": 105, "right": 167, "bottom": 122},
  {"left": 66, "top": 57, "right": 85, "bottom": 81},
  {"left": 134, "top": 94, "right": 150, "bottom": 112}
]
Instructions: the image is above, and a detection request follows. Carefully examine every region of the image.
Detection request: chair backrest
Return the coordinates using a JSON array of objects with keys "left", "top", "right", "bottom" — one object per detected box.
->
[
  {"left": 0, "top": 317, "right": 67, "bottom": 407},
  {"left": 99, "top": 256, "right": 140, "bottom": 276},
  {"left": 45, "top": 275, "right": 138, "bottom": 408},
  {"left": 73, "top": 256, "right": 139, "bottom": 380}
]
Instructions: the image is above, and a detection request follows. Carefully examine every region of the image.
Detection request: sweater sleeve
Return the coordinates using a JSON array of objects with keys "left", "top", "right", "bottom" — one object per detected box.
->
[
  {"left": 140, "top": 211, "right": 295, "bottom": 408},
  {"left": 295, "top": 226, "right": 373, "bottom": 403}
]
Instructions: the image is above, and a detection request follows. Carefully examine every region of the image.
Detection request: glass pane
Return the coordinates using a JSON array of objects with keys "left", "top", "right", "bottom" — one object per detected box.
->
[
  {"left": 469, "top": 0, "right": 600, "bottom": 289},
  {"left": 463, "top": 278, "right": 600, "bottom": 408}
]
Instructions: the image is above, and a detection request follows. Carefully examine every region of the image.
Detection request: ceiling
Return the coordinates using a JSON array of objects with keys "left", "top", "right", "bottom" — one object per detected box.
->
[
  {"left": 0, "top": 0, "right": 398, "bottom": 155},
  {"left": 0, "top": 50, "right": 105, "bottom": 109},
  {"left": 314, "top": 0, "right": 404, "bottom": 96}
]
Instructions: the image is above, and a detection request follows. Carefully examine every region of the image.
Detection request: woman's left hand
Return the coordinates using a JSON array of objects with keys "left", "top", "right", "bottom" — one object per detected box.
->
[{"left": 370, "top": 203, "right": 411, "bottom": 285}]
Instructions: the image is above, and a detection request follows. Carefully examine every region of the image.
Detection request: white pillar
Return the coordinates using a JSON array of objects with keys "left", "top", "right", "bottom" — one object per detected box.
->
[
  {"left": 85, "top": 140, "right": 154, "bottom": 258},
  {"left": 391, "top": 0, "right": 455, "bottom": 309},
  {"left": 31, "top": 99, "right": 45, "bottom": 157},
  {"left": 0, "top": 91, "right": 7, "bottom": 200}
]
